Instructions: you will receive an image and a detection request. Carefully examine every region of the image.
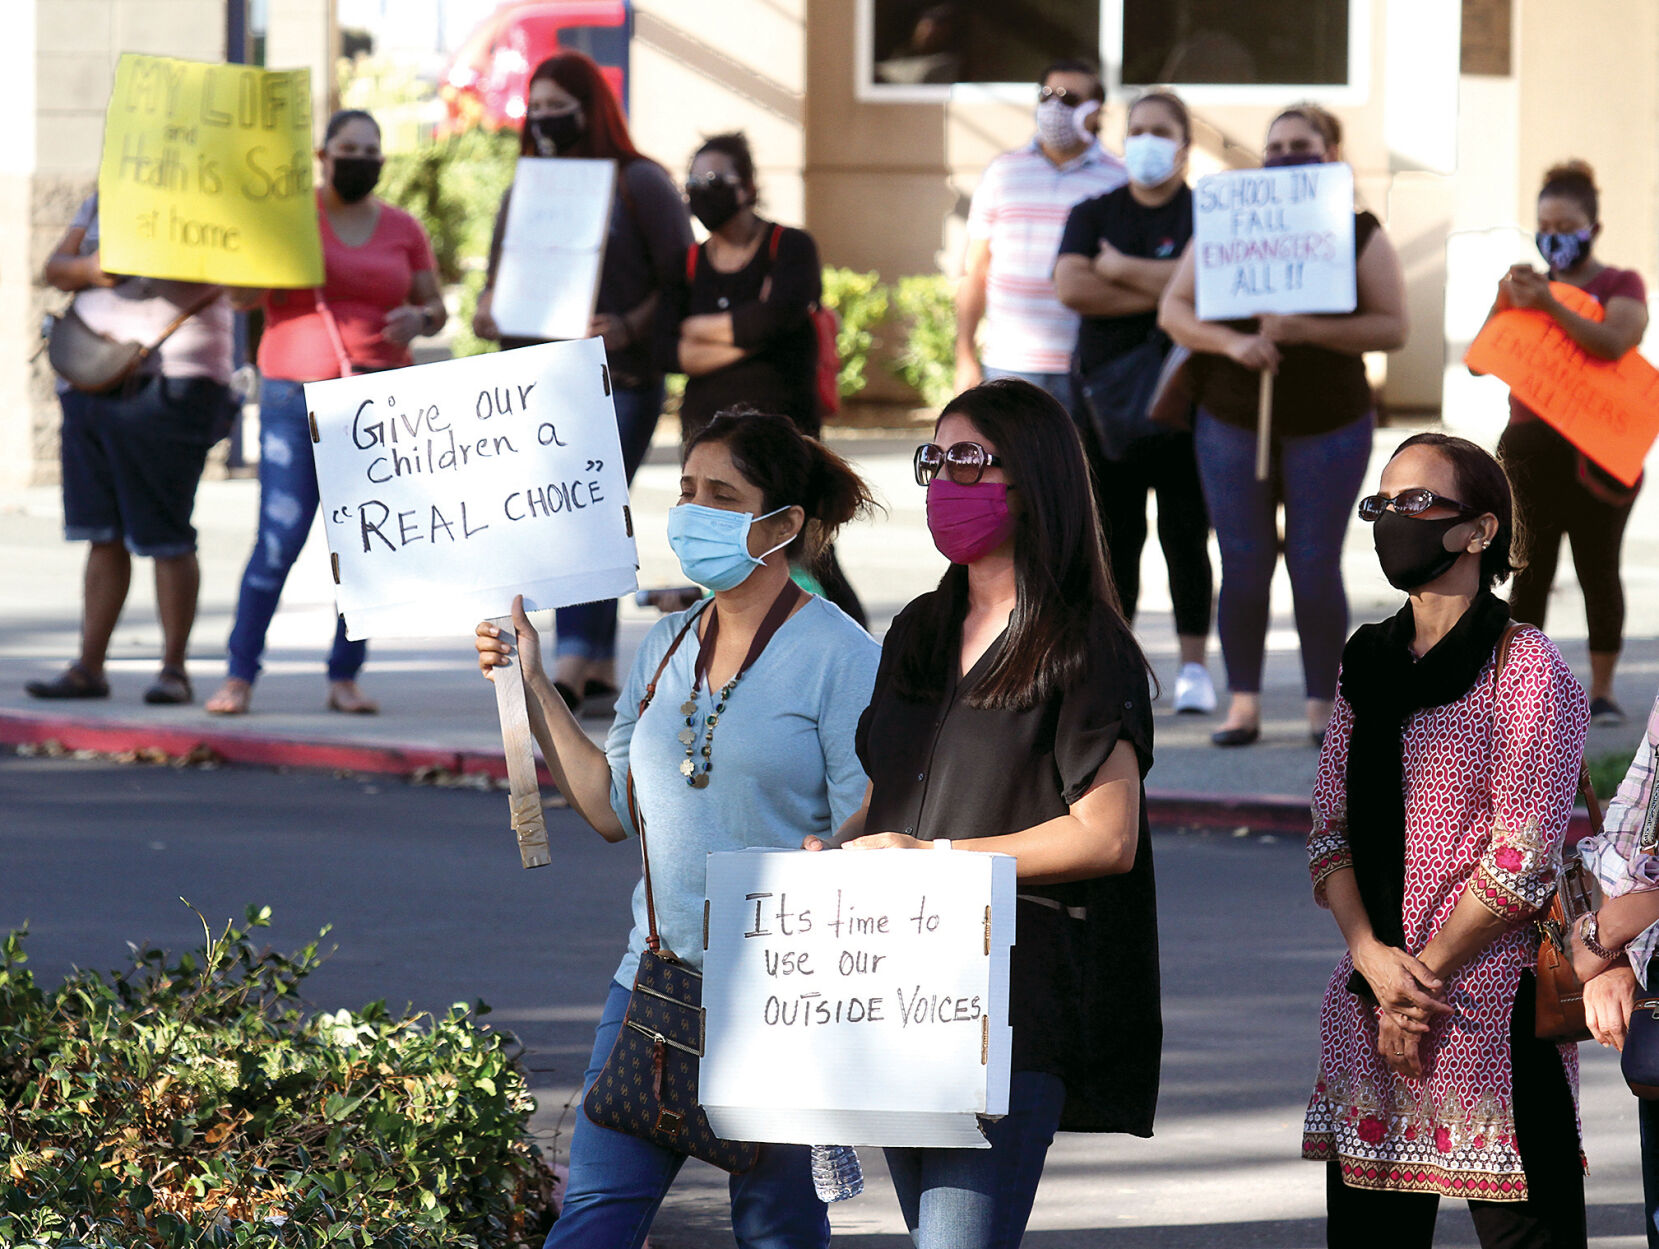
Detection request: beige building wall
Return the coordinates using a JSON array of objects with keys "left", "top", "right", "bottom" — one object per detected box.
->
[
  {"left": 1, "top": 0, "right": 340, "bottom": 487},
  {"left": 2, "top": 0, "right": 229, "bottom": 488}
]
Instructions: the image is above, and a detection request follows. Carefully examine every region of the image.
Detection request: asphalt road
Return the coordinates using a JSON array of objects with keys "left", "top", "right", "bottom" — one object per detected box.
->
[{"left": 1, "top": 753, "right": 1647, "bottom": 1247}]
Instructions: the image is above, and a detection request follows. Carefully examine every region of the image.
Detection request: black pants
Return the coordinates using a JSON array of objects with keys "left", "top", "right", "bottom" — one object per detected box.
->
[
  {"left": 1325, "top": 976, "right": 1585, "bottom": 1248},
  {"left": 1499, "top": 419, "right": 1639, "bottom": 654},
  {"left": 1091, "top": 431, "right": 1213, "bottom": 635}
]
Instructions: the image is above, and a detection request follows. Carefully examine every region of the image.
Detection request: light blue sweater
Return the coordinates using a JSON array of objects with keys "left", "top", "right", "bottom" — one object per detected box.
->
[{"left": 605, "top": 595, "right": 879, "bottom": 986}]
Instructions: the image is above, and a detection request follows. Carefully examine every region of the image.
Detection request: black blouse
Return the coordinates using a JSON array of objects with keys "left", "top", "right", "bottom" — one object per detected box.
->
[
  {"left": 856, "top": 591, "right": 1162, "bottom": 1136},
  {"left": 655, "top": 220, "right": 822, "bottom": 442}
]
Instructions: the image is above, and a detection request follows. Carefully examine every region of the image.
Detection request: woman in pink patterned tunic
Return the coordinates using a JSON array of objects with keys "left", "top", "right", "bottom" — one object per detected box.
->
[{"left": 1303, "top": 432, "right": 1590, "bottom": 1247}]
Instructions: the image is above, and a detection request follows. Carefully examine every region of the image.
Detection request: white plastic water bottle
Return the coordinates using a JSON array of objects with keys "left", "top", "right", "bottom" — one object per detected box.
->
[{"left": 809, "top": 1144, "right": 864, "bottom": 1202}]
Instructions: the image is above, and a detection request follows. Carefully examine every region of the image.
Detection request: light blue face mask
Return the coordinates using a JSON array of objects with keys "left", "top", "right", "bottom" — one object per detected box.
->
[{"left": 666, "top": 502, "right": 796, "bottom": 592}]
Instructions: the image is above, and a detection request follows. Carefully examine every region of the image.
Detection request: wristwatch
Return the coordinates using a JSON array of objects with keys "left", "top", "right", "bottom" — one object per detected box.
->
[{"left": 1579, "top": 911, "right": 1623, "bottom": 963}]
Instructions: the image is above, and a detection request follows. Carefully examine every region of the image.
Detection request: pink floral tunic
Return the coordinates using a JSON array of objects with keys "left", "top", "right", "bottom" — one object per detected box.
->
[{"left": 1302, "top": 627, "right": 1588, "bottom": 1200}]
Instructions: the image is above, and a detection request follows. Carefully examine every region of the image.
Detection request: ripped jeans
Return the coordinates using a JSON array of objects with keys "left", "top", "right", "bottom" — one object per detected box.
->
[{"left": 225, "top": 378, "right": 364, "bottom": 684}]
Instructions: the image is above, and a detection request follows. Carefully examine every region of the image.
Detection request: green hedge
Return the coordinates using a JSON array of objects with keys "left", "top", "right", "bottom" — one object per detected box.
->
[{"left": 0, "top": 906, "right": 555, "bottom": 1248}]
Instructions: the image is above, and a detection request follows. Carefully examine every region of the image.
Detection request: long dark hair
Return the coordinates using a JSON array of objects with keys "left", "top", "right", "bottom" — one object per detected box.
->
[
  {"left": 685, "top": 407, "right": 878, "bottom": 564},
  {"left": 894, "top": 379, "right": 1147, "bottom": 710},
  {"left": 1396, "top": 431, "right": 1516, "bottom": 588},
  {"left": 521, "top": 52, "right": 643, "bottom": 164}
]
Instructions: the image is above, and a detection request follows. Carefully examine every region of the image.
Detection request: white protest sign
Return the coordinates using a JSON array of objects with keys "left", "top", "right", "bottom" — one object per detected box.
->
[
  {"left": 1193, "top": 162, "right": 1357, "bottom": 320},
  {"left": 700, "top": 848, "right": 1015, "bottom": 1148},
  {"left": 492, "top": 158, "right": 616, "bottom": 342},
  {"left": 306, "top": 338, "right": 638, "bottom": 640}
]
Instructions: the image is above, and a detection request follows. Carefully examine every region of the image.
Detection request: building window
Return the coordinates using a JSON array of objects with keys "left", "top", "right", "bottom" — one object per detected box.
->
[
  {"left": 1120, "top": 0, "right": 1349, "bottom": 87},
  {"left": 863, "top": 0, "right": 1100, "bottom": 92},
  {"left": 1460, "top": 0, "right": 1512, "bottom": 76}
]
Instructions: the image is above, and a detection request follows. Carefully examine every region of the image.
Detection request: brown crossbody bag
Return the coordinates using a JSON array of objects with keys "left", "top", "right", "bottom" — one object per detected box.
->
[{"left": 1492, "top": 623, "right": 1600, "bottom": 1042}]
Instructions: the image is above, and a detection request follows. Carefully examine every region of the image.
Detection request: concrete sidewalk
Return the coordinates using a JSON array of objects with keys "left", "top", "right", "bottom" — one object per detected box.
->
[{"left": 3, "top": 421, "right": 1655, "bottom": 827}]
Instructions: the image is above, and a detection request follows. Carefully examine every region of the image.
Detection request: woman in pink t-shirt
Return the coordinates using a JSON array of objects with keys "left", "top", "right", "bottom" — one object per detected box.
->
[
  {"left": 1492, "top": 160, "right": 1650, "bottom": 726},
  {"left": 205, "top": 109, "right": 446, "bottom": 716}
]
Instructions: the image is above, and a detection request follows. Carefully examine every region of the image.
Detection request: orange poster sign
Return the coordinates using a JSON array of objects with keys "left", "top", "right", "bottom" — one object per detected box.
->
[{"left": 1464, "top": 282, "right": 1659, "bottom": 486}]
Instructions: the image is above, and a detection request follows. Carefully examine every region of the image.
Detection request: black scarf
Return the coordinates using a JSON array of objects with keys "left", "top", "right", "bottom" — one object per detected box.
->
[{"left": 1337, "top": 591, "right": 1510, "bottom": 995}]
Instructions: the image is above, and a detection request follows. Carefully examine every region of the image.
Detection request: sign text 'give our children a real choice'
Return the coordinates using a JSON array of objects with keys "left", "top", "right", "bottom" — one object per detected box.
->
[
  {"left": 307, "top": 339, "right": 637, "bottom": 641},
  {"left": 700, "top": 849, "right": 1015, "bottom": 1149},
  {"left": 1193, "top": 161, "right": 1357, "bottom": 320}
]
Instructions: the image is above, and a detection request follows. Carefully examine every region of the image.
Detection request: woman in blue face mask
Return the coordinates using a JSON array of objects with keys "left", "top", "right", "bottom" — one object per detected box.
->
[
  {"left": 1491, "top": 160, "right": 1650, "bottom": 727},
  {"left": 474, "top": 408, "right": 879, "bottom": 1249}
]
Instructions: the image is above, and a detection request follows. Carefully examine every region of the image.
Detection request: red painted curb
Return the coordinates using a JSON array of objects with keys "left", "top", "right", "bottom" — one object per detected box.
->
[
  {"left": 0, "top": 711, "right": 1597, "bottom": 841},
  {"left": 0, "top": 711, "right": 554, "bottom": 786}
]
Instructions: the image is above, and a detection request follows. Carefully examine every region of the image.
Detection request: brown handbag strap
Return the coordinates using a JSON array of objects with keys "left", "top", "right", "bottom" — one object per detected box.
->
[
  {"left": 145, "top": 286, "right": 224, "bottom": 353},
  {"left": 1494, "top": 621, "right": 1603, "bottom": 837},
  {"left": 627, "top": 599, "right": 712, "bottom": 952}
]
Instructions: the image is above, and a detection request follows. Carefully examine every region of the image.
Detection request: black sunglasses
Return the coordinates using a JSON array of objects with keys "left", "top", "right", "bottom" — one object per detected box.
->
[
  {"left": 914, "top": 441, "right": 1005, "bottom": 486},
  {"left": 1357, "top": 488, "right": 1476, "bottom": 523}
]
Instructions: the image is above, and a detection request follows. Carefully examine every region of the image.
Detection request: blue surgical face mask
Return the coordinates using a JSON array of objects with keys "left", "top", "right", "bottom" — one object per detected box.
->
[
  {"left": 1537, "top": 228, "right": 1593, "bottom": 272},
  {"left": 1123, "top": 133, "right": 1180, "bottom": 187},
  {"left": 667, "top": 502, "right": 795, "bottom": 592}
]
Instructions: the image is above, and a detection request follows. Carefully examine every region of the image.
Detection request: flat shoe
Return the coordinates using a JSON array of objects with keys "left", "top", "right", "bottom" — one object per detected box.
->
[
  {"left": 1211, "top": 725, "right": 1260, "bottom": 747},
  {"left": 553, "top": 680, "right": 582, "bottom": 713},
  {"left": 1590, "top": 696, "right": 1627, "bottom": 726},
  {"left": 143, "top": 666, "right": 193, "bottom": 705},
  {"left": 25, "top": 664, "right": 109, "bottom": 700}
]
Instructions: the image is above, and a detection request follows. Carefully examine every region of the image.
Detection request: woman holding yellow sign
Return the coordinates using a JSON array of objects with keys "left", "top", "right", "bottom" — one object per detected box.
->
[
  {"left": 205, "top": 108, "right": 446, "bottom": 717},
  {"left": 1493, "top": 160, "right": 1649, "bottom": 727}
]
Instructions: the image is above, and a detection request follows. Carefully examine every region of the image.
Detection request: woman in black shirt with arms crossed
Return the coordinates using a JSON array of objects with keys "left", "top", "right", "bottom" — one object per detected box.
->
[
  {"left": 660, "top": 131, "right": 865, "bottom": 623},
  {"left": 1055, "top": 89, "right": 1214, "bottom": 715},
  {"left": 806, "top": 378, "right": 1160, "bottom": 1249}
]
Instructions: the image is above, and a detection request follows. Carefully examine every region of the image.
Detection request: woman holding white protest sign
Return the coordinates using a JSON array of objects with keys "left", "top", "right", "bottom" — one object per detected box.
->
[
  {"left": 1491, "top": 160, "right": 1649, "bottom": 727},
  {"left": 204, "top": 108, "right": 445, "bottom": 717},
  {"left": 1159, "top": 103, "right": 1407, "bottom": 749},
  {"left": 805, "top": 378, "right": 1160, "bottom": 1249},
  {"left": 473, "top": 51, "right": 693, "bottom": 717},
  {"left": 474, "top": 409, "right": 878, "bottom": 1249}
]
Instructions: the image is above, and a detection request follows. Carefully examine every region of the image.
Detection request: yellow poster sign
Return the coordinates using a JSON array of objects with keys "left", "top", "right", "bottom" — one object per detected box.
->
[{"left": 97, "top": 54, "right": 323, "bottom": 288}]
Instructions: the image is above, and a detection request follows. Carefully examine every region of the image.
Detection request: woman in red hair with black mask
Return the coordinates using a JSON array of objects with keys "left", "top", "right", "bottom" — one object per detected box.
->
[{"left": 474, "top": 51, "right": 692, "bottom": 715}]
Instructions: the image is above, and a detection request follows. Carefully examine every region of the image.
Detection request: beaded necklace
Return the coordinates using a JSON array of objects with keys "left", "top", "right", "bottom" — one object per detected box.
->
[{"left": 679, "top": 579, "right": 803, "bottom": 789}]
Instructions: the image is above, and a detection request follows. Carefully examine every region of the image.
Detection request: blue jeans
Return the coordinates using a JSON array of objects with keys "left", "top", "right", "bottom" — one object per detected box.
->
[
  {"left": 547, "top": 978, "right": 827, "bottom": 1249},
  {"left": 883, "top": 1071, "right": 1066, "bottom": 1249},
  {"left": 1192, "top": 409, "right": 1373, "bottom": 699},
  {"left": 982, "top": 367, "right": 1074, "bottom": 419},
  {"left": 225, "top": 378, "right": 364, "bottom": 683},
  {"left": 555, "top": 380, "right": 665, "bottom": 662}
]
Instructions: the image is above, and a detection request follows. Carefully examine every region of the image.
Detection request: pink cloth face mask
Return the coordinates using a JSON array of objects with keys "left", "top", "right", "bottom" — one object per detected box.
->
[{"left": 926, "top": 478, "right": 1016, "bottom": 564}]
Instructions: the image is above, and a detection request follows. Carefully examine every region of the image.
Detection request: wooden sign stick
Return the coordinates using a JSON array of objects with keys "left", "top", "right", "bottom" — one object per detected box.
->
[
  {"left": 489, "top": 615, "right": 551, "bottom": 869},
  {"left": 1255, "top": 370, "right": 1274, "bottom": 482}
]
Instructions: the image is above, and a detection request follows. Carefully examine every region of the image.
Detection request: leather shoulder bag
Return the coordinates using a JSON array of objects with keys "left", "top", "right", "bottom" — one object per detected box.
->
[
  {"left": 581, "top": 600, "right": 761, "bottom": 1174},
  {"left": 47, "top": 286, "right": 221, "bottom": 394},
  {"left": 1493, "top": 623, "right": 1599, "bottom": 1043}
]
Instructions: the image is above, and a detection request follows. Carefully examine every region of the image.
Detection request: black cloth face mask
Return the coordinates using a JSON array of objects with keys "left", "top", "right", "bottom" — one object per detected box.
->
[
  {"left": 1263, "top": 151, "right": 1324, "bottom": 168},
  {"left": 1372, "top": 509, "right": 1471, "bottom": 591},
  {"left": 687, "top": 181, "right": 742, "bottom": 232},
  {"left": 529, "top": 111, "right": 584, "bottom": 156},
  {"left": 330, "top": 157, "right": 382, "bottom": 204}
]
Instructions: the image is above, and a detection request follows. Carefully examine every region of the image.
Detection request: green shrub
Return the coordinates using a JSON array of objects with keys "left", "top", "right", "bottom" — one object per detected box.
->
[
  {"left": 0, "top": 906, "right": 555, "bottom": 1248},
  {"left": 449, "top": 268, "right": 500, "bottom": 359},
  {"left": 1586, "top": 749, "right": 1638, "bottom": 806},
  {"left": 820, "top": 268, "right": 890, "bottom": 400},
  {"left": 381, "top": 128, "right": 520, "bottom": 286},
  {"left": 888, "top": 273, "right": 958, "bottom": 410}
]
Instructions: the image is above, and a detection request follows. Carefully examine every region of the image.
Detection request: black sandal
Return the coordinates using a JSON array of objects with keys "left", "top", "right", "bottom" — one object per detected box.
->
[
  {"left": 143, "top": 666, "right": 194, "bottom": 706},
  {"left": 25, "top": 663, "right": 110, "bottom": 700}
]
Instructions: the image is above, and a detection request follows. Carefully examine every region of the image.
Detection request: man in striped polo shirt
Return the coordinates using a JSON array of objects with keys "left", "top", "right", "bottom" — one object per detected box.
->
[{"left": 955, "top": 59, "right": 1127, "bottom": 415}]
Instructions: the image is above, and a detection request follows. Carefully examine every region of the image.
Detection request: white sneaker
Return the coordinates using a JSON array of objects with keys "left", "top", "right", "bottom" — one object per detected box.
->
[{"left": 1173, "top": 663, "right": 1217, "bottom": 715}]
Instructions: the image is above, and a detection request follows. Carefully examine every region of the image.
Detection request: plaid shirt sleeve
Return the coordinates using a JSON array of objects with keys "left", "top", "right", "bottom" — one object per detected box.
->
[{"left": 1576, "top": 692, "right": 1659, "bottom": 985}]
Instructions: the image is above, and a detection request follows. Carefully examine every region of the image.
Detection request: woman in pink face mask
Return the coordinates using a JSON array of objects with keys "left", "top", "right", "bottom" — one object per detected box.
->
[{"left": 804, "top": 377, "right": 1161, "bottom": 1248}]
